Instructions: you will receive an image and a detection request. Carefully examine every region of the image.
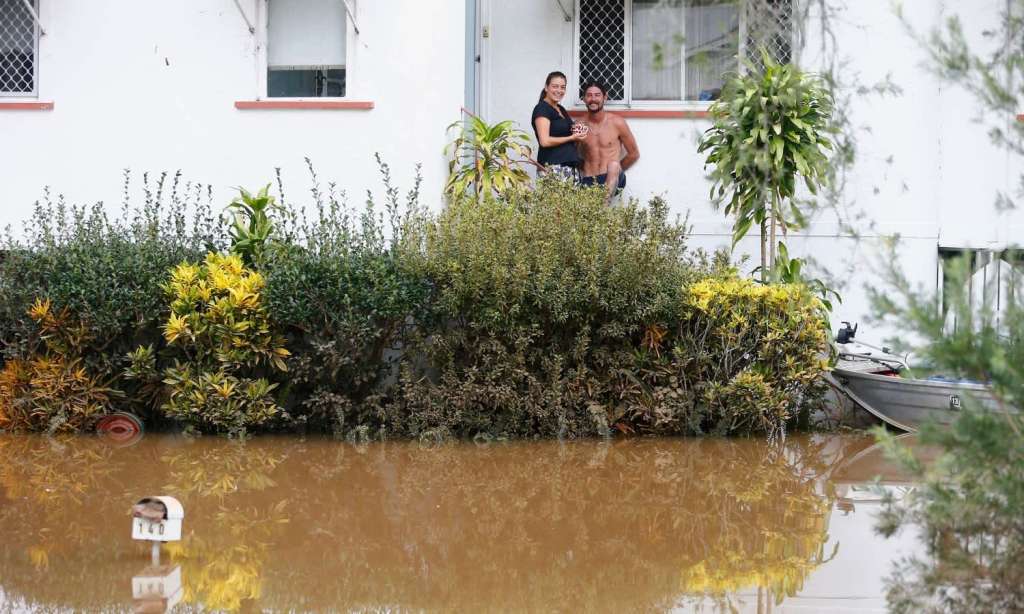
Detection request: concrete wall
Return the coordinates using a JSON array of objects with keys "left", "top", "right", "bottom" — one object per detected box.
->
[
  {"left": 0, "top": 0, "right": 466, "bottom": 222},
  {"left": 477, "top": 0, "right": 1019, "bottom": 339}
]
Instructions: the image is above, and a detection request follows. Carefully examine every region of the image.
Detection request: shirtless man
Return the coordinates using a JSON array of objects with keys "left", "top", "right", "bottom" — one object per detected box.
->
[{"left": 578, "top": 81, "right": 640, "bottom": 202}]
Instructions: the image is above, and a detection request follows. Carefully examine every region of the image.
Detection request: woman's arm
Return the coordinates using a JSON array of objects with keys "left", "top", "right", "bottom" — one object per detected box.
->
[{"left": 534, "top": 116, "right": 583, "bottom": 148}]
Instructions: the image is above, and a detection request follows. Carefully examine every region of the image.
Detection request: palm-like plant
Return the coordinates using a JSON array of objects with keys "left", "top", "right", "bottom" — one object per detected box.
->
[
  {"left": 226, "top": 185, "right": 282, "bottom": 267},
  {"left": 698, "top": 52, "right": 834, "bottom": 281},
  {"left": 765, "top": 242, "right": 841, "bottom": 313},
  {"left": 444, "top": 112, "right": 534, "bottom": 201}
]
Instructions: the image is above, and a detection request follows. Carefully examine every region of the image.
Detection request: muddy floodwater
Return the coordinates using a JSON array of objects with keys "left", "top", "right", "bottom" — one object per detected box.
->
[{"left": 0, "top": 433, "right": 923, "bottom": 613}]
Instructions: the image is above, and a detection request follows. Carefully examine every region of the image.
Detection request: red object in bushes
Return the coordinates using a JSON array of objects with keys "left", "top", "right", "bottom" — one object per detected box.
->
[{"left": 96, "top": 412, "right": 144, "bottom": 446}]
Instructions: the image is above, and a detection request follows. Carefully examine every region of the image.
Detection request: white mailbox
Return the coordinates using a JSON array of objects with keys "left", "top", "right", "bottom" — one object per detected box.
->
[
  {"left": 132, "top": 564, "right": 183, "bottom": 613},
  {"left": 131, "top": 496, "right": 184, "bottom": 542}
]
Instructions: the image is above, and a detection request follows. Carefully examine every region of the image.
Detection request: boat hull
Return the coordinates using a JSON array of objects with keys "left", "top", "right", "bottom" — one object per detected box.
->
[{"left": 831, "top": 368, "right": 1005, "bottom": 432}]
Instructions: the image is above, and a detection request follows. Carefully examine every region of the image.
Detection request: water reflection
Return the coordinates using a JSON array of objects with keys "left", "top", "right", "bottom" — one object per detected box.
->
[
  {"left": 0, "top": 433, "right": 915, "bottom": 612},
  {"left": 132, "top": 563, "right": 183, "bottom": 612},
  {"left": 832, "top": 433, "right": 926, "bottom": 514}
]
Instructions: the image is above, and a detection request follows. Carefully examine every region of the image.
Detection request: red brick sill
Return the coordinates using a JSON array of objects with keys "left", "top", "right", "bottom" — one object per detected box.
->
[
  {"left": 235, "top": 100, "right": 374, "bottom": 110},
  {"left": 0, "top": 101, "right": 54, "bottom": 110},
  {"left": 568, "top": 109, "right": 708, "bottom": 119}
]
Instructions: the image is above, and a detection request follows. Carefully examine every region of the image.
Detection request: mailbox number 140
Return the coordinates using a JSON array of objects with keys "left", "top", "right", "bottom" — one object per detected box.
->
[{"left": 137, "top": 520, "right": 165, "bottom": 536}]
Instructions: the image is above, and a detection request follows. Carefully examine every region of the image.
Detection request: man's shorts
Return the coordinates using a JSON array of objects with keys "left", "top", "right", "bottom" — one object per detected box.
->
[{"left": 580, "top": 172, "right": 626, "bottom": 191}]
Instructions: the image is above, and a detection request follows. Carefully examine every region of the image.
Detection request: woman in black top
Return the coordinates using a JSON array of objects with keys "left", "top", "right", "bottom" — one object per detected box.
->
[{"left": 531, "top": 71, "right": 586, "bottom": 179}]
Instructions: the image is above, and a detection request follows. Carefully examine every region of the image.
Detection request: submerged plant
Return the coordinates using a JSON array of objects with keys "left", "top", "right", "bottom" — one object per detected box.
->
[
  {"left": 0, "top": 299, "right": 120, "bottom": 432},
  {"left": 149, "top": 253, "right": 290, "bottom": 434}
]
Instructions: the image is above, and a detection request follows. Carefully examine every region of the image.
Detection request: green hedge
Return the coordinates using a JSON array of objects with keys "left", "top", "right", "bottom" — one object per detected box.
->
[
  {"left": 385, "top": 179, "right": 696, "bottom": 438},
  {"left": 0, "top": 170, "right": 828, "bottom": 438},
  {"left": 0, "top": 173, "right": 221, "bottom": 427}
]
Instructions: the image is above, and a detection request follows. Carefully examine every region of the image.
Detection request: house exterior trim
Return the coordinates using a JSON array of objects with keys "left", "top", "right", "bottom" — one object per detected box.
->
[
  {"left": 0, "top": 102, "right": 54, "bottom": 110},
  {"left": 234, "top": 100, "right": 375, "bottom": 110},
  {"left": 567, "top": 109, "right": 708, "bottom": 119}
]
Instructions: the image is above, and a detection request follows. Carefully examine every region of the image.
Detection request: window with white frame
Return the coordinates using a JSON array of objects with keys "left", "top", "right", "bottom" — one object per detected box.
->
[
  {"left": 0, "top": 0, "right": 39, "bottom": 96},
  {"left": 267, "top": 0, "right": 347, "bottom": 98},
  {"left": 576, "top": 0, "right": 793, "bottom": 105}
]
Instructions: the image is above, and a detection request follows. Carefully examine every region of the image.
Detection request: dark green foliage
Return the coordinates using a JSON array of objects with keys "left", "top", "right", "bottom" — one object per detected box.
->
[
  {"left": 386, "top": 178, "right": 695, "bottom": 439},
  {"left": 0, "top": 165, "right": 828, "bottom": 439},
  {"left": 261, "top": 158, "right": 430, "bottom": 431},
  {"left": 0, "top": 172, "right": 223, "bottom": 422},
  {"left": 384, "top": 179, "right": 829, "bottom": 439}
]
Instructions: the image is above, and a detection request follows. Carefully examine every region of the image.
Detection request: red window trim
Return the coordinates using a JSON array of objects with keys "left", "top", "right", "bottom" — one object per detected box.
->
[
  {"left": 235, "top": 100, "right": 374, "bottom": 110},
  {"left": 0, "top": 101, "right": 54, "bottom": 110},
  {"left": 568, "top": 109, "right": 709, "bottom": 119}
]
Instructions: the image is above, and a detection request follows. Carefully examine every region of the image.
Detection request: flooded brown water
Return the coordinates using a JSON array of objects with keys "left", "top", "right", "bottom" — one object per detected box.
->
[{"left": 0, "top": 433, "right": 921, "bottom": 613}]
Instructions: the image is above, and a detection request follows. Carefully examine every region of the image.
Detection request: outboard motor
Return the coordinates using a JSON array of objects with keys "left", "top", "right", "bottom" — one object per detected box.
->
[{"left": 836, "top": 321, "right": 858, "bottom": 344}]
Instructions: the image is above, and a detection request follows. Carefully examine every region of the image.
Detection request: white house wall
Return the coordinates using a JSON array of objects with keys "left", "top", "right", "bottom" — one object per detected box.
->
[
  {"left": 929, "top": 0, "right": 1024, "bottom": 249},
  {"left": 0, "top": 0, "right": 465, "bottom": 224}
]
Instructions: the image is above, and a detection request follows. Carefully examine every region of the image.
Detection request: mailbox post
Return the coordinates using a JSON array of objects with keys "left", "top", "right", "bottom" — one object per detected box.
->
[{"left": 130, "top": 496, "right": 185, "bottom": 613}]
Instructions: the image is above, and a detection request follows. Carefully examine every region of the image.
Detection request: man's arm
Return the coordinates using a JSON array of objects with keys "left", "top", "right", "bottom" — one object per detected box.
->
[{"left": 618, "top": 118, "right": 640, "bottom": 170}]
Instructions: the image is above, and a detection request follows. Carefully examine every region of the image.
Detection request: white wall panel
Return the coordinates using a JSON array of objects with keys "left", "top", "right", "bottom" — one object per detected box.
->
[{"left": 0, "top": 0, "right": 464, "bottom": 225}]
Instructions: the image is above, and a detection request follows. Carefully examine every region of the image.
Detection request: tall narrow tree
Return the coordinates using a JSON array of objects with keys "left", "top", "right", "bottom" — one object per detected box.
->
[{"left": 699, "top": 53, "right": 834, "bottom": 281}]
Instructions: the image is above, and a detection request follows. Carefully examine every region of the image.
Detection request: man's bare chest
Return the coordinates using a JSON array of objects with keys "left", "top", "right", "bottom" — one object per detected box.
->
[{"left": 583, "top": 123, "right": 620, "bottom": 150}]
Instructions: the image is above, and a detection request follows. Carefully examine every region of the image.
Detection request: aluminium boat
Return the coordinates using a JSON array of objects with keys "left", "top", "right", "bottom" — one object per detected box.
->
[{"left": 828, "top": 323, "right": 1006, "bottom": 432}]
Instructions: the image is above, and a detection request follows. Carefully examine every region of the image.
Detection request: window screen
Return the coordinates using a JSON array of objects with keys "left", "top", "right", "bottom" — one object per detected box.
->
[
  {"left": 579, "top": 0, "right": 626, "bottom": 101},
  {"left": 744, "top": 0, "right": 793, "bottom": 73},
  {"left": 578, "top": 0, "right": 784, "bottom": 104},
  {"left": 0, "top": 0, "right": 37, "bottom": 96}
]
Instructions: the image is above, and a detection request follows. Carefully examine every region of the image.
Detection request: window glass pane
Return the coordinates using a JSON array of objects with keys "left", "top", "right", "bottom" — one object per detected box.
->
[
  {"left": 579, "top": 0, "right": 626, "bottom": 101},
  {"left": 631, "top": 0, "right": 738, "bottom": 102},
  {"left": 0, "top": 0, "right": 37, "bottom": 95},
  {"left": 268, "top": 0, "right": 346, "bottom": 97},
  {"left": 631, "top": 0, "right": 683, "bottom": 100},
  {"left": 268, "top": 68, "right": 346, "bottom": 98}
]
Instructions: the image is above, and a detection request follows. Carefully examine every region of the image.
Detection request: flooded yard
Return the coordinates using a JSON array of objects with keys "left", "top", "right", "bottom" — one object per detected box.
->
[{"left": 0, "top": 433, "right": 921, "bottom": 612}]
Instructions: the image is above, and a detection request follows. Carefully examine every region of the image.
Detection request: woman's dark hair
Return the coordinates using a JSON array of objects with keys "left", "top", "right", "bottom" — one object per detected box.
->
[{"left": 539, "top": 71, "right": 568, "bottom": 102}]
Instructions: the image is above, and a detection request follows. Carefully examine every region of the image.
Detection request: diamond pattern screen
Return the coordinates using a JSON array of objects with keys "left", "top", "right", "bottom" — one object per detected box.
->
[
  {"left": 0, "top": 0, "right": 36, "bottom": 95},
  {"left": 578, "top": 1, "right": 793, "bottom": 103},
  {"left": 578, "top": 0, "right": 626, "bottom": 101},
  {"left": 744, "top": 0, "right": 793, "bottom": 72}
]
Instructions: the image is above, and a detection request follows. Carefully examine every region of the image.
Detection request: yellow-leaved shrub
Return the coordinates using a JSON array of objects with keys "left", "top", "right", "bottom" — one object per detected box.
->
[
  {"left": 610, "top": 276, "right": 829, "bottom": 436},
  {"left": 128, "top": 253, "right": 290, "bottom": 434}
]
